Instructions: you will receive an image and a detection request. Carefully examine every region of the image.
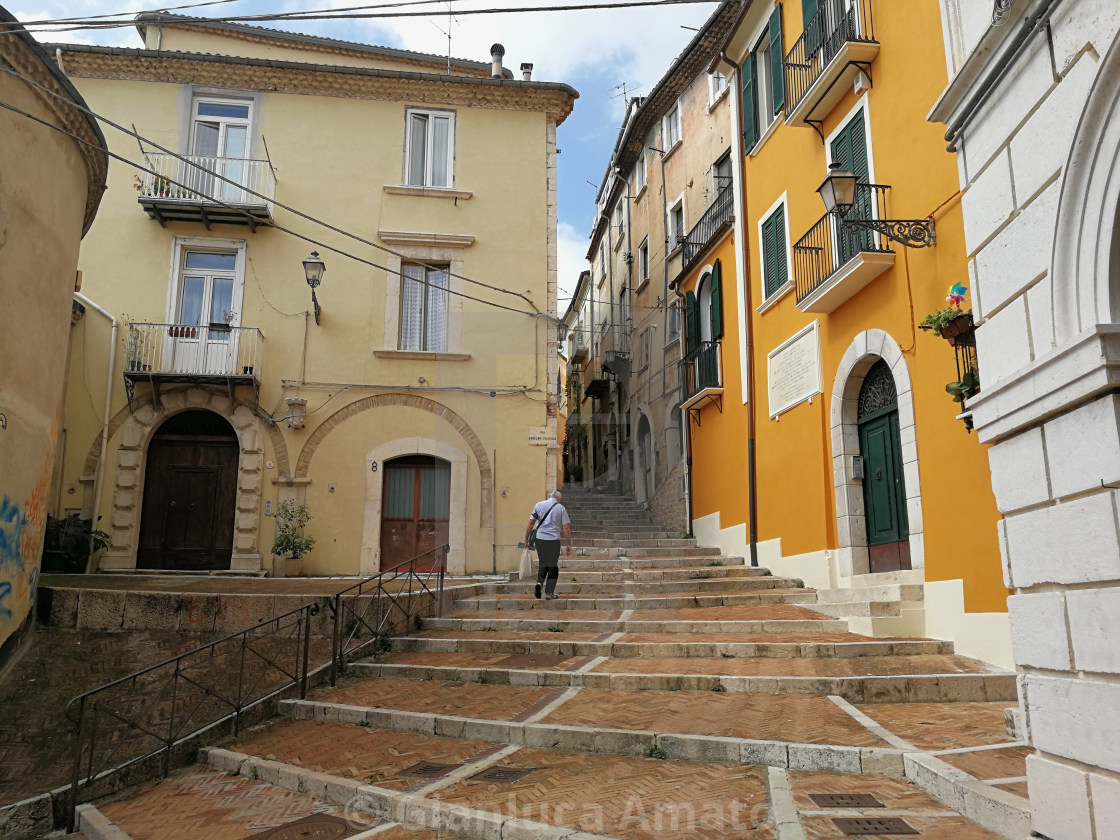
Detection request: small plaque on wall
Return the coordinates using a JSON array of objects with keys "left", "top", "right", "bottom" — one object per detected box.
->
[
  {"left": 527, "top": 426, "right": 553, "bottom": 446},
  {"left": 768, "top": 321, "right": 822, "bottom": 418}
]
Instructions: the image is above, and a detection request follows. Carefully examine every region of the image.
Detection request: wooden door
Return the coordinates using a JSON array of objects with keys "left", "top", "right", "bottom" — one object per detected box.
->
[
  {"left": 857, "top": 360, "right": 910, "bottom": 573},
  {"left": 380, "top": 456, "right": 451, "bottom": 572},
  {"left": 137, "top": 415, "right": 238, "bottom": 571}
]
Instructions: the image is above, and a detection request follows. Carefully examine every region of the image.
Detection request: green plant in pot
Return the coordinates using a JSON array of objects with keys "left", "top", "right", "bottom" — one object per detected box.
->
[
  {"left": 41, "top": 514, "right": 110, "bottom": 573},
  {"left": 919, "top": 282, "right": 973, "bottom": 344},
  {"left": 271, "top": 501, "right": 316, "bottom": 560},
  {"left": 946, "top": 368, "right": 980, "bottom": 403}
]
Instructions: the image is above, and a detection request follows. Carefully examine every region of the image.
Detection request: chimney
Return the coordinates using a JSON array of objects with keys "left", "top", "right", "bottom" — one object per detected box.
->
[
  {"left": 520, "top": 62, "right": 534, "bottom": 82},
  {"left": 490, "top": 43, "right": 505, "bottom": 78}
]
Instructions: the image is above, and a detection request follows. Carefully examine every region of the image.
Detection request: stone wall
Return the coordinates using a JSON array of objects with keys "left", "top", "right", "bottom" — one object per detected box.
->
[{"left": 649, "top": 459, "right": 687, "bottom": 535}]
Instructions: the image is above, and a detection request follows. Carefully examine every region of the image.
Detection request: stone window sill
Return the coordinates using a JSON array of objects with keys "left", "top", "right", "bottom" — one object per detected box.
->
[
  {"left": 383, "top": 185, "right": 473, "bottom": 200},
  {"left": 374, "top": 350, "right": 471, "bottom": 361}
]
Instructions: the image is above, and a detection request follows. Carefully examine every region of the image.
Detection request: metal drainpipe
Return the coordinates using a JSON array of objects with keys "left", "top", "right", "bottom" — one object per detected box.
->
[{"left": 74, "top": 292, "right": 117, "bottom": 558}]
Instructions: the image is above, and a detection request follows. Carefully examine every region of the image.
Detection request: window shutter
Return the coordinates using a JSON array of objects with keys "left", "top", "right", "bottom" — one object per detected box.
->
[
  {"left": 802, "top": 0, "right": 820, "bottom": 54},
  {"left": 740, "top": 56, "right": 758, "bottom": 153},
  {"left": 685, "top": 290, "right": 700, "bottom": 353},
  {"left": 769, "top": 5, "right": 785, "bottom": 114},
  {"left": 762, "top": 215, "right": 777, "bottom": 297},
  {"left": 848, "top": 113, "right": 869, "bottom": 182},
  {"left": 710, "top": 259, "right": 724, "bottom": 339},
  {"left": 773, "top": 209, "right": 787, "bottom": 293}
]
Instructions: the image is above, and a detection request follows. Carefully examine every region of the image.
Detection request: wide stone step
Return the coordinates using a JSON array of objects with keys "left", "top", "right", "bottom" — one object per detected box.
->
[
  {"left": 451, "top": 591, "right": 818, "bottom": 612},
  {"left": 562, "top": 553, "right": 738, "bottom": 568},
  {"left": 355, "top": 653, "right": 1016, "bottom": 703},
  {"left": 491, "top": 576, "right": 801, "bottom": 595},
  {"left": 815, "top": 584, "right": 926, "bottom": 604},
  {"left": 572, "top": 538, "right": 698, "bottom": 549},
  {"left": 392, "top": 633, "right": 954, "bottom": 659},
  {"left": 812, "top": 600, "right": 903, "bottom": 618},
  {"left": 422, "top": 614, "right": 852, "bottom": 635},
  {"left": 556, "top": 565, "right": 768, "bottom": 581}
]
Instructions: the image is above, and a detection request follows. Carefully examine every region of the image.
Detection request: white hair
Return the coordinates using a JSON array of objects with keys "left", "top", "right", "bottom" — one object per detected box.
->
[{"left": 550, "top": 490, "right": 563, "bottom": 500}]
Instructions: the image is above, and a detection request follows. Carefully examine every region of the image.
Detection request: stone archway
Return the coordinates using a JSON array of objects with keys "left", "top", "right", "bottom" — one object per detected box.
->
[
  {"left": 361, "top": 438, "right": 468, "bottom": 575},
  {"left": 830, "top": 330, "right": 923, "bottom": 579},
  {"left": 295, "top": 393, "right": 493, "bottom": 529},
  {"left": 633, "top": 410, "right": 654, "bottom": 504},
  {"left": 96, "top": 387, "right": 280, "bottom": 572}
]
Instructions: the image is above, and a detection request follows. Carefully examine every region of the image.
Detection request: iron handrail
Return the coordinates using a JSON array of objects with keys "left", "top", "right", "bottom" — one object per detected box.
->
[
  {"left": 680, "top": 340, "right": 722, "bottom": 403},
  {"left": 681, "top": 183, "right": 734, "bottom": 268},
  {"left": 784, "top": 0, "right": 876, "bottom": 117},
  {"left": 63, "top": 543, "right": 448, "bottom": 830}
]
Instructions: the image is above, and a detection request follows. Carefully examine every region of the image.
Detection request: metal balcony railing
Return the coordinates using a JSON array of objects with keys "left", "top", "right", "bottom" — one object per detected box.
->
[
  {"left": 784, "top": 0, "right": 876, "bottom": 117},
  {"left": 793, "top": 183, "right": 892, "bottom": 303},
  {"left": 680, "top": 340, "right": 722, "bottom": 404},
  {"left": 137, "top": 154, "right": 275, "bottom": 227},
  {"left": 124, "top": 322, "right": 264, "bottom": 380},
  {"left": 567, "top": 327, "right": 591, "bottom": 363},
  {"left": 681, "top": 184, "right": 735, "bottom": 267}
]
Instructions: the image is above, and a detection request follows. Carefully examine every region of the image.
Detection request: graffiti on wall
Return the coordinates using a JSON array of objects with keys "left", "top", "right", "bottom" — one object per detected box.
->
[{"left": 0, "top": 439, "right": 54, "bottom": 642}]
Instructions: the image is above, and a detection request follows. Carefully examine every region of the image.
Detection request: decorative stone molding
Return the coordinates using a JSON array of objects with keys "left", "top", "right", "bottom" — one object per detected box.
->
[
  {"left": 381, "top": 186, "right": 474, "bottom": 201},
  {"left": 829, "top": 330, "right": 925, "bottom": 578},
  {"left": 376, "top": 230, "right": 476, "bottom": 248},
  {"left": 294, "top": 392, "right": 494, "bottom": 529},
  {"left": 362, "top": 438, "right": 468, "bottom": 576}
]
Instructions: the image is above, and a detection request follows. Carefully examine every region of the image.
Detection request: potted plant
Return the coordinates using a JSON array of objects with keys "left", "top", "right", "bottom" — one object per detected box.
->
[
  {"left": 41, "top": 514, "right": 110, "bottom": 574},
  {"left": 271, "top": 501, "right": 316, "bottom": 574},
  {"left": 946, "top": 368, "right": 980, "bottom": 403},
  {"left": 919, "top": 283, "right": 974, "bottom": 346}
]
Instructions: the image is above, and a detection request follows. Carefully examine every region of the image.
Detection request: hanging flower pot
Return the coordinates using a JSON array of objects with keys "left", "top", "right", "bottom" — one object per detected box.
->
[{"left": 939, "top": 312, "right": 975, "bottom": 346}]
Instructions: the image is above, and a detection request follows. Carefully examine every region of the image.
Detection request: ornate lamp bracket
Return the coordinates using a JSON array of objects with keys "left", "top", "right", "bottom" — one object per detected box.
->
[{"left": 840, "top": 215, "right": 936, "bottom": 248}]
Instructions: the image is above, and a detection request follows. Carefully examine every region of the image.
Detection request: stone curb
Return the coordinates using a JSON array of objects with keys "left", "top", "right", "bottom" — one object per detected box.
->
[
  {"left": 75, "top": 803, "right": 134, "bottom": 840},
  {"left": 422, "top": 618, "right": 850, "bottom": 634},
  {"left": 903, "top": 752, "right": 1030, "bottom": 840},
  {"left": 0, "top": 793, "right": 54, "bottom": 840},
  {"left": 199, "top": 747, "right": 621, "bottom": 840},
  {"left": 277, "top": 698, "right": 907, "bottom": 777},
  {"left": 392, "top": 636, "right": 954, "bottom": 659},
  {"left": 353, "top": 662, "right": 1017, "bottom": 703}
]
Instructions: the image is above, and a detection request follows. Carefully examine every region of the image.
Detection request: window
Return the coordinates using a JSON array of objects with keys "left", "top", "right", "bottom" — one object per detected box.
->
[
  {"left": 399, "top": 263, "right": 448, "bottom": 351},
  {"left": 638, "top": 238, "right": 649, "bottom": 284},
  {"left": 619, "top": 284, "right": 630, "bottom": 326},
  {"left": 598, "top": 242, "right": 607, "bottom": 281},
  {"left": 662, "top": 101, "right": 681, "bottom": 150},
  {"left": 190, "top": 96, "right": 252, "bottom": 199},
  {"left": 634, "top": 152, "right": 647, "bottom": 193},
  {"left": 712, "top": 154, "right": 733, "bottom": 202},
  {"left": 405, "top": 108, "right": 455, "bottom": 188},
  {"left": 709, "top": 70, "right": 729, "bottom": 104},
  {"left": 668, "top": 299, "right": 681, "bottom": 343},
  {"left": 614, "top": 202, "right": 625, "bottom": 248},
  {"left": 741, "top": 5, "right": 785, "bottom": 152},
  {"left": 760, "top": 202, "right": 788, "bottom": 299},
  {"left": 177, "top": 249, "right": 238, "bottom": 328},
  {"left": 669, "top": 198, "right": 685, "bottom": 246}
]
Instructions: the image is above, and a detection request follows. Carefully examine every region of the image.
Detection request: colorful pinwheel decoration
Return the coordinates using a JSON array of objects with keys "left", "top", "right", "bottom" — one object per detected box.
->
[{"left": 946, "top": 282, "right": 967, "bottom": 308}]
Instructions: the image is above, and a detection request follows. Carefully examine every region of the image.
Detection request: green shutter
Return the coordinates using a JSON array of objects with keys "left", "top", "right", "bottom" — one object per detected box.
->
[
  {"left": 802, "top": 0, "right": 820, "bottom": 54},
  {"left": 830, "top": 111, "right": 869, "bottom": 182},
  {"left": 710, "top": 259, "right": 724, "bottom": 339},
  {"left": 762, "top": 208, "right": 787, "bottom": 298},
  {"left": 740, "top": 56, "right": 758, "bottom": 153},
  {"left": 773, "top": 208, "right": 787, "bottom": 293},
  {"left": 685, "top": 290, "right": 700, "bottom": 353},
  {"left": 769, "top": 5, "right": 785, "bottom": 114}
]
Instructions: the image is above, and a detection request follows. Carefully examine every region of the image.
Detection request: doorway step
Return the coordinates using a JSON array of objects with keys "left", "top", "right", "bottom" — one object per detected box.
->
[{"left": 810, "top": 570, "right": 927, "bottom": 638}]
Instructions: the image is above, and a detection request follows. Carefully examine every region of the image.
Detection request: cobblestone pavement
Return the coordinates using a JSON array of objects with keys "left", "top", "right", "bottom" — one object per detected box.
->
[{"left": 68, "top": 490, "right": 1026, "bottom": 839}]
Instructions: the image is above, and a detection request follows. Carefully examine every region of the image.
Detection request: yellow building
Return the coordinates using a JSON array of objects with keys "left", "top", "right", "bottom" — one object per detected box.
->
[
  {"left": 51, "top": 14, "right": 576, "bottom": 577},
  {"left": 682, "top": 0, "right": 1010, "bottom": 665}
]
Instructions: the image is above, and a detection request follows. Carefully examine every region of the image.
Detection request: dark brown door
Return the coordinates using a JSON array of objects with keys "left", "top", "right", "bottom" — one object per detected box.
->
[
  {"left": 137, "top": 411, "right": 238, "bottom": 571},
  {"left": 380, "top": 456, "right": 450, "bottom": 572}
]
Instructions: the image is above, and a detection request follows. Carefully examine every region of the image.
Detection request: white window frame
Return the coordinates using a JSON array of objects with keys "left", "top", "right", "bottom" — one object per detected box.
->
[
  {"left": 398, "top": 263, "right": 450, "bottom": 352},
  {"left": 613, "top": 202, "right": 625, "bottom": 250},
  {"left": 752, "top": 26, "right": 777, "bottom": 136},
  {"left": 637, "top": 237, "right": 650, "bottom": 287},
  {"left": 662, "top": 100, "right": 682, "bottom": 152},
  {"left": 166, "top": 236, "right": 247, "bottom": 327},
  {"left": 633, "top": 152, "right": 647, "bottom": 196},
  {"left": 708, "top": 70, "right": 729, "bottom": 106},
  {"left": 668, "top": 193, "right": 686, "bottom": 250},
  {"left": 404, "top": 107, "right": 456, "bottom": 188},
  {"left": 190, "top": 95, "right": 253, "bottom": 158},
  {"left": 756, "top": 192, "right": 794, "bottom": 309},
  {"left": 666, "top": 298, "right": 682, "bottom": 346},
  {"left": 597, "top": 242, "right": 607, "bottom": 286}
]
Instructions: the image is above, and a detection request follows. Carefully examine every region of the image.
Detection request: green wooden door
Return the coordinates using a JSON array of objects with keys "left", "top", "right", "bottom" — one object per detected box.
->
[
  {"left": 829, "top": 110, "right": 871, "bottom": 262},
  {"left": 859, "top": 412, "right": 908, "bottom": 548}
]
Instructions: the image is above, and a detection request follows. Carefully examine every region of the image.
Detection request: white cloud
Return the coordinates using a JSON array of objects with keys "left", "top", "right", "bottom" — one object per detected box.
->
[
  {"left": 556, "top": 219, "right": 588, "bottom": 311},
  {"left": 15, "top": 9, "right": 96, "bottom": 44}
]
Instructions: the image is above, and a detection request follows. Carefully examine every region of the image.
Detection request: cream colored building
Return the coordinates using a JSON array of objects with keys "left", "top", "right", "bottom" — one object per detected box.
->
[
  {"left": 0, "top": 6, "right": 107, "bottom": 656},
  {"left": 52, "top": 14, "right": 576, "bottom": 576}
]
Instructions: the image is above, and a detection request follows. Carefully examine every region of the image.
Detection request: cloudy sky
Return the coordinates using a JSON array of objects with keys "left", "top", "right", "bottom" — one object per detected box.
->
[{"left": 17, "top": 0, "right": 720, "bottom": 307}]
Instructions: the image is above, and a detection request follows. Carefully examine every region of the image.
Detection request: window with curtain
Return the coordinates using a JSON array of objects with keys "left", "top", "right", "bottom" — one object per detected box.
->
[
  {"left": 405, "top": 108, "right": 455, "bottom": 188},
  {"left": 399, "top": 263, "right": 449, "bottom": 351},
  {"left": 190, "top": 97, "right": 252, "bottom": 200}
]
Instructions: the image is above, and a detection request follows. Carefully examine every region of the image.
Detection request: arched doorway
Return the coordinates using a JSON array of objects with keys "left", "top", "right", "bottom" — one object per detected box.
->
[
  {"left": 137, "top": 410, "right": 238, "bottom": 571},
  {"left": 857, "top": 360, "right": 911, "bottom": 573},
  {"left": 380, "top": 455, "right": 451, "bottom": 571},
  {"left": 636, "top": 413, "right": 654, "bottom": 504}
]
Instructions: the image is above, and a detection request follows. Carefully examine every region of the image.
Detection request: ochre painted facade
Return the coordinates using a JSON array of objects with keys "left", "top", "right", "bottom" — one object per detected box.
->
[
  {"left": 684, "top": 0, "right": 1009, "bottom": 664},
  {"left": 53, "top": 17, "right": 574, "bottom": 577}
]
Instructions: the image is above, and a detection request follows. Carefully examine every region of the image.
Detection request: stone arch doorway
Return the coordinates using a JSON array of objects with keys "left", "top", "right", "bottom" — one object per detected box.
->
[
  {"left": 380, "top": 455, "right": 451, "bottom": 572},
  {"left": 635, "top": 412, "right": 654, "bottom": 504},
  {"left": 856, "top": 360, "right": 911, "bottom": 572},
  {"left": 136, "top": 410, "right": 238, "bottom": 571}
]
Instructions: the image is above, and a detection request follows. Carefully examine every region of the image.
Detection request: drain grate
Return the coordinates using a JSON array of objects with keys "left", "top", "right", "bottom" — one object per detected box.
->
[
  {"left": 833, "top": 816, "right": 918, "bottom": 835},
  {"left": 400, "top": 761, "right": 463, "bottom": 779},
  {"left": 809, "top": 793, "right": 885, "bottom": 809},
  {"left": 469, "top": 765, "right": 539, "bottom": 784},
  {"left": 245, "top": 814, "right": 357, "bottom": 840}
]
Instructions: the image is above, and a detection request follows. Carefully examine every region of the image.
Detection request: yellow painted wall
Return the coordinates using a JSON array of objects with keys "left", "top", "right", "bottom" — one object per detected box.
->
[
  {"left": 689, "top": 0, "right": 1006, "bottom": 614},
  {"left": 57, "top": 33, "right": 561, "bottom": 577}
]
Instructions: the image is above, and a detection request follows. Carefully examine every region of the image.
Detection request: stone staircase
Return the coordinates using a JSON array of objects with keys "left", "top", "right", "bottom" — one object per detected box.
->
[{"left": 72, "top": 489, "right": 1031, "bottom": 840}]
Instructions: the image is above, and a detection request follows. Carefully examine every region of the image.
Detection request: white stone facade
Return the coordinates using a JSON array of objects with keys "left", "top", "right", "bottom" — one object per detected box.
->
[{"left": 931, "top": 0, "right": 1120, "bottom": 836}]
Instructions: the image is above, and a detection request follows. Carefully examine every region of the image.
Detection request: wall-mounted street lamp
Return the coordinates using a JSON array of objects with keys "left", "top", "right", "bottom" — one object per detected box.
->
[
  {"left": 302, "top": 250, "right": 326, "bottom": 324},
  {"left": 817, "top": 163, "right": 936, "bottom": 248}
]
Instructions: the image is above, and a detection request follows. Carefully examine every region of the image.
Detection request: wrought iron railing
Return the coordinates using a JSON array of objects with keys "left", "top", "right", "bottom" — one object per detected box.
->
[
  {"left": 784, "top": 0, "right": 876, "bottom": 116},
  {"left": 793, "top": 184, "right": 892, "bottom": 304},
  {"left": 138, "top": 153, "right": 275, "bottom": 209},
  {"left": 124, "top": 322, "right": 264, "bottom": 379},
  {"left": 681, "top": 184, "right": 734, "bottom": 267},
  {"left": 680, "top": 340, "right": 722, "bottom": 403},
  {"left": 64, "top": 545, "right": 447, "bottom": 830}
]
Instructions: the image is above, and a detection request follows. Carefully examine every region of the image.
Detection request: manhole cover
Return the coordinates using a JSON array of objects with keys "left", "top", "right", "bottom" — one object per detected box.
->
[
  {"left": 833, "top": 816, "right": 918, "bottom": 835},
  {"left": 809, "top": 793, "right": 885, "bottom": 809},
  {"left": 469, "top": 765, "right": 539, "bottom": 783},
  {"left": 400, "top": 761, "right": 463, "bottom": 779},
  {"left": 245, "top": 814, "right": 356, "bottom": 840},
  {"left": 495, "top": 654, "right": 572, "bottom": 669}
]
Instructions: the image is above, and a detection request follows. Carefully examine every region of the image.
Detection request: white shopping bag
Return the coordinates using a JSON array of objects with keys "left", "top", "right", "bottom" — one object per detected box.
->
[{"left": 518, "top": 547, "right": 534, "bottom": 580}]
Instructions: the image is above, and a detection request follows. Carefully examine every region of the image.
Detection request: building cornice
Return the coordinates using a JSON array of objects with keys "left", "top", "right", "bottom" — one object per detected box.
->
[{"left": 51, "top": 46, "right": 579, "bottom": 124}]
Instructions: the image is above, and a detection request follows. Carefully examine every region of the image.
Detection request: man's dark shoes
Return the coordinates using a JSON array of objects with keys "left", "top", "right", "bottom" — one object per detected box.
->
[{"left": 534, "top": 582, "right": 542, "bottom": 599}]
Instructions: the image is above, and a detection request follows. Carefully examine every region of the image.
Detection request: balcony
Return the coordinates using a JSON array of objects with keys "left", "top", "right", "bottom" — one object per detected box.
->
[
  {"left": 123, "top": 322, "right": 263, "bottom": 406},
  {"left": 680, "top": 340, "right": 723, "bottom": 417},
  {"left": 784, "top": 0, "right": 878, "bottom": 130},
  {"left": 793, "top": 183, "right": 895, "bottom": 314},
  {"left": 137, "top": 153, "right": 275, "bottom": 229},
  {"left": 568, "top": 330, "right": 590, "bottom": 365},
  {"left": 680, "top": 183, "right": 734, "bottom": 269}
]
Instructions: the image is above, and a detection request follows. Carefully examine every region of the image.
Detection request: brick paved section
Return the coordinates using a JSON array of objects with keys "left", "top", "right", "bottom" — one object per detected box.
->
[
  {"left": 433, "top": 747, "right": 775, "bottom": 840},
  {"left": 97, "top": 766, "right": 374, "bottom": 840},
  {"left": 315, "top": 677, "right": 558, "bottom": 721},
  {"left": 938, "top": 745, "right": 1030, "bottom": 781},
  {"left": 855, "top": 702, "right": 1017, "bottom": 750},
  {"left": 543, "top": 690, "right": 885, "bottom": 746}
]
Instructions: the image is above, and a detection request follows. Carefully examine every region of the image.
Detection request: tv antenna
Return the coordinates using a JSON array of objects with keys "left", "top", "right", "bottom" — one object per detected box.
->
[
  {"left": 609, "top": 82, "right": 638, "bottom": 101},
  {"left": 429, "top": 1, "right": 457, "bottom": 74}
]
